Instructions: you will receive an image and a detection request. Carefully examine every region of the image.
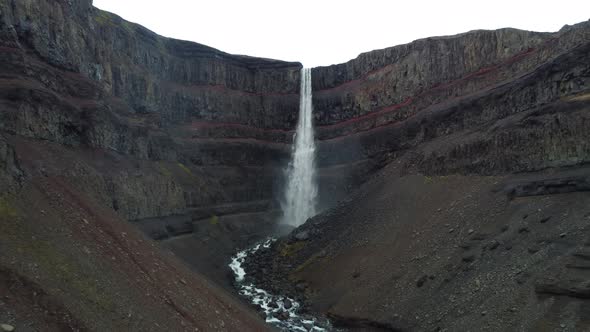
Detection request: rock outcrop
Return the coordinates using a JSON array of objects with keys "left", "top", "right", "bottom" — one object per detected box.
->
[
  {"left": 0, "top": 0, "right": 296, "bottom": 328},
  {"left": 1, "top": 0, "right": 590, "bottom": 330},
  {"left": 312, "top": 22, "right": 590, "bottom": 206},
  {"left": 246, "top": 20, "right": 590, "bottom": 332},
  {"left": 3, "top": 0, "right": 587, "bottom": 228},
  {"left": 0, "top": 0, "right": 300, "bottom": 241}
]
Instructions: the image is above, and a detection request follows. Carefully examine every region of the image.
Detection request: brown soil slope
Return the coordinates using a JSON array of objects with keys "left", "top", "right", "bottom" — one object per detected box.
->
[{"left": 261, "top": 161, "right": 590, "bottom": 331}]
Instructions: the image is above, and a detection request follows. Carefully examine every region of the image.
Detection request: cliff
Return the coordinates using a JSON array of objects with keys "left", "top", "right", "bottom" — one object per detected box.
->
[
  {"left": 0, "top": 0, "right": 304, "bottom": 231},
  {"left": 1, "top": 0, "right": 590, "bottom": 330},
  {"left": 312, "top": 22, "right": 590, "bottom": 206},
  {"left": 4, "top": 0, "right": 588, "bottom": 225},
  {"left": 0, "top": 0, "right": 294, "bottom": 329},
  {"left": 245, "top": 20, "right": 590, "bottom": 332}
]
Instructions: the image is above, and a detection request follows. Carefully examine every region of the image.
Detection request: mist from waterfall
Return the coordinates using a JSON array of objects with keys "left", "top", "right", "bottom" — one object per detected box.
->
[{"left": 281, "top": 68, "right": 318, "bottom": 227}]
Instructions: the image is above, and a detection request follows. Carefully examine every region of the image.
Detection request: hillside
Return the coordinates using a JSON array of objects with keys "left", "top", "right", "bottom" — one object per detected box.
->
[
  {"left": 247, "top": 20, "right": 590, "bottom": 331},
  {"left": 0, "top": 0, "right": 589, "bottom": 330}
]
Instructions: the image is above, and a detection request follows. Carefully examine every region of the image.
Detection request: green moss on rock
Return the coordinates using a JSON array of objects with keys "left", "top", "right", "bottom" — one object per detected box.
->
[
  {"left": 279, "top": 241, "right": 305, "bottom": 257},
  {"left": 0, "top": 196, "right": 17, "bottom": 218}
]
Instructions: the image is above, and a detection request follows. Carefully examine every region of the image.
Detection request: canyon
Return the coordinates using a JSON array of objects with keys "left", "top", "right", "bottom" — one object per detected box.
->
[{"left": 0, "top": 0, "right": 589, "bottom": 330}]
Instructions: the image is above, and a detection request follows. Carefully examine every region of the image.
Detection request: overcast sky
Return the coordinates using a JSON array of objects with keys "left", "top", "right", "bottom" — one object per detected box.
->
[{"left": 93, "top": 0, "right": 589, "bottom": 67}]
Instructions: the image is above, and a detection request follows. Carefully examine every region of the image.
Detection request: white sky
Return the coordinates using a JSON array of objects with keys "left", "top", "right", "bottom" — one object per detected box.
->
[{"left": 93, "top": 0, "right": 589, "bottom": 67}]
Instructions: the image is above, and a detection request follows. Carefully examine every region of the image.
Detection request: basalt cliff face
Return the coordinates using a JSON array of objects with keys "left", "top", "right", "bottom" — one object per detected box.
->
[
  {"left": 313, "top": 23, "right": 590, "bottom": 199},
  {"left": 0, "top": 0, "right": 298, "bottom": 329},
  {"left": 1, "top": 0, "right": 590, "bottom": 330},
  {"left": 250, "top": 20, "right": 590, "bottom": 332},
  {"left": 0, "top": 0, "right": 301, "bottom": 219}
]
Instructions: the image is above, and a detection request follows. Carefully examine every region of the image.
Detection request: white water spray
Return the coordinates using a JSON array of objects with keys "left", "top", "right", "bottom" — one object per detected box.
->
[
  {"left": 281, "top": 68, "right": 318, "bottom": 227},
  {"left": 229, "top": 239, "right": 330, "bottom": 331}
]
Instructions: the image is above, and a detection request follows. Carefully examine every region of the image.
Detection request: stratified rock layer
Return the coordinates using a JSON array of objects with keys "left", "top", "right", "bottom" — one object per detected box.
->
[
  {"left": 2, "top": 0, "right": 589, "bottom": 221},
  {"left": 0, "top": 0, "right": 302, "bottom": 225},
  {"left": 249, "top": 20, "right": 590, "bottom": 332},
  {"left": 1, "top": 0, "right": 590, "bottom": 330}
]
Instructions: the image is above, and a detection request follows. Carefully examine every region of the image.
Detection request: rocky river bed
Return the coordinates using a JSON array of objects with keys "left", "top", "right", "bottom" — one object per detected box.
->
[{"left": 229, "top": 238, "right": 332, "bottom": 331}]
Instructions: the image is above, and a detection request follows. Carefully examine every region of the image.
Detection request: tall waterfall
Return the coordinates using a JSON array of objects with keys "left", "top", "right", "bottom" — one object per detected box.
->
[{"left": 281, "top": 68, "right": 318, "bottom": 227}]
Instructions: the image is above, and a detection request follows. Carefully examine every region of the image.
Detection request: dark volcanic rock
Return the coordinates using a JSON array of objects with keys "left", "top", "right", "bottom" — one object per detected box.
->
[
  {"left": 261, "top": 166, "right": 590, "bottom": 331},
  {"left": 294, "top": 230, "right": 310, "bottom": 241},
  {"left": 1, "top": 1, "right": 590, "bottom": 331},
  {"left": 2, "top": 0, "right": 590, "bottom": 220},
  {"left": 0, "top": 0, "right": 304, "bottom": 222}
]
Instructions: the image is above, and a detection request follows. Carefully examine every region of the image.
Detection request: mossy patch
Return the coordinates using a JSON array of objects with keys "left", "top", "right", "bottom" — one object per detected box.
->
[
  {"left": 294, "top": 254, "right": 323, "bottom": 273},
  {"left": 93, "top": 11, "right": 134, "bottom": 33},
  {"left": 0, "top": 197, "right": 115, "bottom": 313},
  {"left": 209, "top": 215, "right": 219, "bottom": 225},
  {"left": 40, "top": 244, "right": 115, "bottom": 312},
  {"left": 120, "top": 20, "right": 134, "bottom": 33},
  {"left": 423, "top": 175, "right": 451, "bottom": 184},
  {"left": 177, "top": 163, "right": 194, "bottom": 177},
  {"left": 156, "top": 162, "right": 172, "bottom": 178},
  {"left": 93, "top": 11, "right": 115, "bottom": 26},
  {"left": 46, "top": 248, "right": 114, "bottom": 311},
  {"left": 0, "top": 196, "right": 18, "bottom": 218},
  {"left": 279, "top": 241, "right": 306, "bottom": 257},
  {"left": 4, "top": 222, "right": 116, "bottom": 313}
]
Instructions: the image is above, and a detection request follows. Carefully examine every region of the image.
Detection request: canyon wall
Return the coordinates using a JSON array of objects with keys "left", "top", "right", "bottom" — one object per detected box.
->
[
  {"left": 312, "top": 22, "right": 590, "bottom": 206},
  {"left": 245, "top": 21, "right": 590, "bottom": 332},
  {"left": 0, "top": 0, "right": 589, "bottom": 300},
  {"left": 3, "top": 0, "right": 588, "bottom": 224},
  {"left": 1, "top": 1, "right": 589, "bottom": 329},
  {"left": 0, "top": 0, "right": 302, "bottom": 227}
]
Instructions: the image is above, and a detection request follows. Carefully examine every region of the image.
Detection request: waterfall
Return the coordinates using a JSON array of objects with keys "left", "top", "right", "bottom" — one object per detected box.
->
[{"left": 281, "top": 68, "right": 318, "bottom": 227}]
